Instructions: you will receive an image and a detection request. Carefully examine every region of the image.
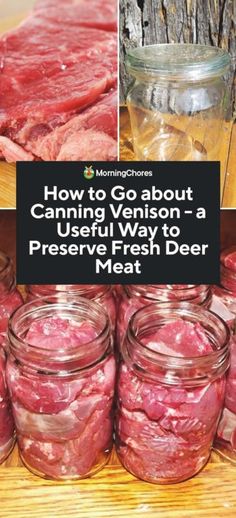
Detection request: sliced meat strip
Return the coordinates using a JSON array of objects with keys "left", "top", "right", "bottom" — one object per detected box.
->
[
  {"left": 26, "top": 90, "right": 118, "bottom": 160},
  {"left": 0, "top": 137, "right": 34, "bottom": 162},
  {"left": 34, "top": 0, "right": 117, "bottom": 32},
  {"left": 55, "top": 130, "right": 117, "bottom": 161},
  {"left": 0, "top": 0, "right": 117, "bottom": 162},
  {"left": 0, "top": 21, "right": 116, "bottom": 124}
]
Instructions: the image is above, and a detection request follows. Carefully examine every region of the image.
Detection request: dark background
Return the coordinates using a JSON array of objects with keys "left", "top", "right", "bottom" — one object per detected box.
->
[
  {"left": 16, "top": 161, "right": 220, "bottom": 284},
  {"left": 0, "top": 210, "right": 234, "bottom": 277}
]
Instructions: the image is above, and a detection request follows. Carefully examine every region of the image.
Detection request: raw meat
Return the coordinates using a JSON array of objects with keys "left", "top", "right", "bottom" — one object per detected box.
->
[
  {"left": 221, "top": 246, "right": 236, "bottom": 273},
  {"left": 0, "top": 349, "right": 15, "bottom": 463},
  {"left": 211, "top": 247, "right": 236, "bottom": 458},
  {"left": 0, "top": 250, "right": 23, "bottom": 347},
  {"left": 34, "top": 0, "right": 117, "bottom": 32},
  {"left": 142, "top": 321, "right": 213, "bottom": 357},
  {"left": 116, "top": 320, "right": 226, "bottom": 483},
  {"left": 0, "top": 0, "right": 117, "bottom": 162},
  {"left": 26, "top": 284, "right": 117, "bottom": 333},
  {"left": 117, "top": 284, "right": 210, "bottom": 349},
  {"left": 0, "top": 289, "right": 23, "bottom": 347},
  {"left": 17, "top": 90, "right": 117, "bottom": 161},
  {"left": 0, "top": 137, "right": 34, "bottom": 162},
  {"left": 216, "top": 407, "right": 236, "bottom": 449},
  {"left": 7, "top": 316, "right": 116, "bottom": 479}
]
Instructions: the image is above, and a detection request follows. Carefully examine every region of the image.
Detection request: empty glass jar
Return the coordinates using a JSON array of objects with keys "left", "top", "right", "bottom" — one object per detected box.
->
[{"left": 126, "top": 44, "right": 231, "bottom": 161}]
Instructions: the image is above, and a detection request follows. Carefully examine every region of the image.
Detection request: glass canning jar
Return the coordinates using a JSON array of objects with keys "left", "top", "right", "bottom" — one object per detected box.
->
[
  {"left": 116, "top": 302, "right": 230, "bottom": 484},
  {"left": 0, "top": 251, "right": 23, "bottom": 347},
  {"left": 117, "top": 284, "right": 211, "bottom": 349},
  {"left": 126, "top": 44, "right": 231, "bottom": 161},
  {"left": 212, "top": 246, "right": 236, "bottom": 461},
  {"left": 7, "top": 295, "right": 116, "bottom": 480},
  {"left": 26, "top": 284, "right": 116, "bottom": 332},
  {"left": 0, "top": 348, "right": 15, "bottom": 463}
]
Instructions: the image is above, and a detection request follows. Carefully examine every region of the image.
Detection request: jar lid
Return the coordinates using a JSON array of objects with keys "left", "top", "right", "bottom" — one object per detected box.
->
[{"left": 126, "top": 44, "right": 231, "bottom": 81}]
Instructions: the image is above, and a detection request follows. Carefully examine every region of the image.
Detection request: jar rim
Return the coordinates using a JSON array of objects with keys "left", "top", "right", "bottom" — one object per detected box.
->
[
  {"left": 125, "top": 284, "right": 210, "bottom": 304},
  {"left": 26, "top": 284, "right": 112, "bottom": 299},
  {"left": 126, "top": 44, "right": 231, "bottom": 81},
  {"left": 8, "top": 295, "right": 111, "bottom": 373}
]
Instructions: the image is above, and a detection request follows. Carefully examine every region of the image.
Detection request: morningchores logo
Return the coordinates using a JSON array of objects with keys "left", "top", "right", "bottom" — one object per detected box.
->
[{"left": 95, "top": 168, "right": 153, "bottom": 178}]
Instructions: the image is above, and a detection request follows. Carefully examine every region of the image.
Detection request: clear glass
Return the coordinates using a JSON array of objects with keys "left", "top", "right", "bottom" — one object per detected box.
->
[
  {"left": 7, "top": 295, "right": 116, "bottom": 480},
  {"left": 117, "top": 284, "right": 211, "bottom": 349},
  {"left": 0, "top": 348, "right": 15, "bottom": 463},
  {"left": 0, "top": 251, "right": 23, "bottom": 347},
  {"left": 26, "top": 284, "right": 116, "bottom": 333},
  {"left": 212, "top": 246, "right": 236, "bottom": 461},
  {"left": 126, "top": 44, "right": 231, "bottom": 161},
  {"left": 116, "top": 302, "right": 230, "bottom": 484}
]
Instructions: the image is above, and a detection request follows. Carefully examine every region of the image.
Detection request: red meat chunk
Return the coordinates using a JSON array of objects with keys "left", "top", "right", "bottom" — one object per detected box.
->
[
  {"left": 0, "top": 289, "right": 23, "bottom": 341},
  {"left": 142, "top": 320, "right": 213, "bottom": 357},
  {"left": 221, "top": 247, "right": 236, "bottom": 273},
  {"left": 0, "top": 349, "right": 15, "bottom": 461},
  {"left": 34, "top": 0, "right": 117, "bottom": 32},
  {"left": 0, "top": 0, "right": 117, "bottom": 161},
  {"left": 26, "top": 317, "right": 97, "bottom": 349}
]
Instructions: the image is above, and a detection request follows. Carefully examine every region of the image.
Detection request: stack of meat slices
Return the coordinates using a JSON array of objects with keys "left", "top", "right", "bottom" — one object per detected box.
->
[{"left": 0, "top": 0, "right": 117, "bottom": 162}]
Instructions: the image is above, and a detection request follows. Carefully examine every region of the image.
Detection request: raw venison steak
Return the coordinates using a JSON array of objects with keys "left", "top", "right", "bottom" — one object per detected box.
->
[
  {"left": 34, "top": 0, "right": 117, "bottom": 32},
  {"left": 0, "top": 0, "right": 117, "bottom": 162}
]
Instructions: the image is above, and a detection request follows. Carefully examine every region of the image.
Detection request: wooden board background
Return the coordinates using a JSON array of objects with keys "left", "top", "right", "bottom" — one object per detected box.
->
[{"left": 120, "top": 0, "right": 236, "bottom": 106}]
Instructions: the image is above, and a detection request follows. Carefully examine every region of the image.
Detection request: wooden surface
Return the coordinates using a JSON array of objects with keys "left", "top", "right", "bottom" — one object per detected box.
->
[
  {"left": 120, "top": 106, "right": 236, "bottom": 207},
  {"left": 0, "top": 212, "right": 235, "bottom": 516},
  {"left": 0, "top": 447, "right": 236, "bottom": 518},
  {"left": 223, "top": 123, "right": 236, "bottom": 208},
  {"left": 119, "top": 0, "right": 236, "bottom": 104}
]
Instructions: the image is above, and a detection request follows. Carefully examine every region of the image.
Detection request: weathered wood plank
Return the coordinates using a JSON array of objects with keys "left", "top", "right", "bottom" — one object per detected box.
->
[
  {"left": 0, "top": 447, "right": 236, "bottom": 518},
  {"left": 120, "top": 0, "right": 236, "bottom": 108}
]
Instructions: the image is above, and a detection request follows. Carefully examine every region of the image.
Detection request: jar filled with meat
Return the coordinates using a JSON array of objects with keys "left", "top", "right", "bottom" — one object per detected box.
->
[
  {"left": 212, "top": 246, "right": 236, "bottom": 461},
  {"left": 117, "top": 284, "right": 211, "bottom": 350},
  {"left": 0, "top": 348, "right": 15, "bottom": 463},
  {"left": 116, "top": 302, "right": 229, "bottom": 483},
  {"left": 26, "top": 284, "right": 116, "bottom": 333},
  {"left": 0, "top": 251, "right": 23, "bottom": 347},
  {"left": 7, "top": 295, "right": 116, "bottom": 480}
]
